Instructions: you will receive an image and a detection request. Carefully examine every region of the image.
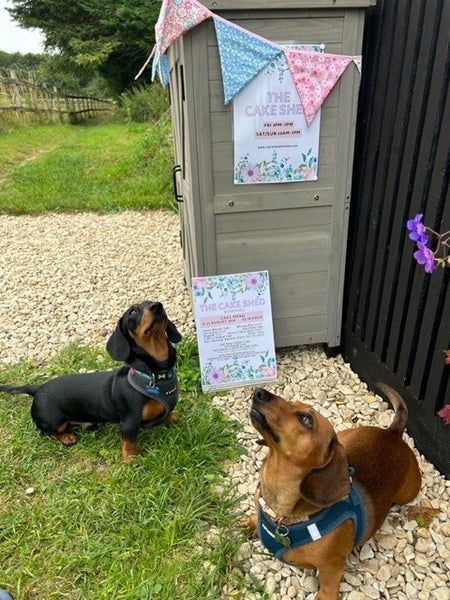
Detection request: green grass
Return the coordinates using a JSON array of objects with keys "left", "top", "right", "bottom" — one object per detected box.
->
[
  {"left": 0, "top": 338, "right": 248, "bottom": 600},
  {"left": 0, "top": 120, "right": 175, "bottom": 213},
  {"left": 0, "top": 114, "right": 262, "bottom": 599}
]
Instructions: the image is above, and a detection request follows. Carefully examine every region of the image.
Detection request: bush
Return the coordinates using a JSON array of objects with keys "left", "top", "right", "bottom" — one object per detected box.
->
[{"left": 116, "top": 83, "right": 169, "bottom": 123}]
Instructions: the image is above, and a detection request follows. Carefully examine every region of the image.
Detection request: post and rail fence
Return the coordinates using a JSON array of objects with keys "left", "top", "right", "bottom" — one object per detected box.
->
[{"left": 0, "top": 69, "right": 114, "bottom": 128}]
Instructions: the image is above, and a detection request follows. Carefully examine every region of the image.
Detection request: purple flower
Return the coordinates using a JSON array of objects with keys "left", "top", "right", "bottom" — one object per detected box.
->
[
  {"left": 245, "top": 272, "right": 262, "bottom": 290},
  {"left": 241, "top": 163, "right": 261, "bottom": 183},
  {"left": 208, "top": 367, "right": 226, "bottom": 384},
  {"left": 413, "top": 242, "right": 436, "bottom": 273},
  {"left": 407, "top": 214, "right": 429, "bottom": 244}
]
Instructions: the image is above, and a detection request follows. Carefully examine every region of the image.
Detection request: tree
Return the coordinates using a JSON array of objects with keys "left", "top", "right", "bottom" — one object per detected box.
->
[
  {"left": 0, "top": 50, "right": 43, "bottom": 72},
  {"left": 7, "top": 0, "right": 161, "bottom": 95},
  {"left": 0, "top": 51, "right": 109, "bottom": 97}
]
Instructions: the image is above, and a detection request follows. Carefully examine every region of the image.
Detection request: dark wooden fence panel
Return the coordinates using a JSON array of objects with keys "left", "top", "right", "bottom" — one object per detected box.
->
[{"left": 342, "top": 0, "right": 450, "bottom": 476}]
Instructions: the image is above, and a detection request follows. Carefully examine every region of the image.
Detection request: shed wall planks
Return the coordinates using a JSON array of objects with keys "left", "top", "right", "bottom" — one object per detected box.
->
[{"left": 168, "top": 1, "right": 371, "bottom": 348}]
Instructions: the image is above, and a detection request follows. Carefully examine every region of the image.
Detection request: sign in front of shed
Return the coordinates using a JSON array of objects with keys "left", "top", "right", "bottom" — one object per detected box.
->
[{"left": 150, "top": 0, "right": 375, "bottom": 350}]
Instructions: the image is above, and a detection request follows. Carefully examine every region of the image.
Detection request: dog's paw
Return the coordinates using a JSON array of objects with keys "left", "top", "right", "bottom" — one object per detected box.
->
[
  {"left": 54, "top": 432, "right": 78, "bottom": 446},
  {"left": 240, "top": 514, "right": 258, "bottom": 536},
  {"left": 123, "top": 451, "right": 140, "bottom": 463},
  {"left": 164, "top": 412, "right": 179, "bottom": 426}
]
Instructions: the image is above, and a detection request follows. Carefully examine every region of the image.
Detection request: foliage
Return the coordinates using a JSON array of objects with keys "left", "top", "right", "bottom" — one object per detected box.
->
[
  {"left": 116, "top": 83, "right": 170, "bottom": 123},
  {"left": 0, "top": 49, "right": 43, "bottom": 71},
  {"left": 437, "top": 404, "right": 450, "bottom": 425},
  {"left": 0, "top": 121, "right": 176, "bottom": 213},
  {"left": 0, "top": 51, "right": 108, "bottom": 98},
  {"left": 407, "top": 505, "right": 442, "bottom": 528},
  {"left": 0, "top": 339, "right": 247, "bottom": 599},
  {"left": 7, "top": 0, "right": 161, "bottom": 95},
  {"left": 407, "top": 214, "right": 450, "bottom": 425},
  {"left": 406, "top": 213, "right": 450, "bottom": 273},
  {"left": 36, "top": 53, "right": 108, "bottom": 97}
]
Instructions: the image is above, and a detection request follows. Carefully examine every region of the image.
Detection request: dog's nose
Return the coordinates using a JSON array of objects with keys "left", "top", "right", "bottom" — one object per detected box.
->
[
  {"left": 253, "top": 388, "right": 272, "bottom": 404},
  {"left": 150, "top": 301, "right": 163, "bottom": 313}
]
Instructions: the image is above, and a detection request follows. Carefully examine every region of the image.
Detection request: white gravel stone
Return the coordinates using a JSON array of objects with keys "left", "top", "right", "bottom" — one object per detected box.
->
[
  {"left": 432, "top": 587, "right": 450, "bottom": 600},
  {"left": 346, "top": 592, "right": 365, "bottom": 600},
  {"left": 1, "top": 212, "right": 449, "bottom": 600}
]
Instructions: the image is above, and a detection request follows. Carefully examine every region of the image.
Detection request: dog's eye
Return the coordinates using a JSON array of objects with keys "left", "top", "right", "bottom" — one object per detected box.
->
[
  {"left": 130, "top": 309, "right": 137, "bottom": 316},
  {"left": 297, "top": 411, "right": 313, "bottom": 430}
]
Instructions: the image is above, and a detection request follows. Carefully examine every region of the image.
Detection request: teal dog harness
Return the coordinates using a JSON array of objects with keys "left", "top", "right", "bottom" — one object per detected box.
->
[
  {"left": 258, "top": 479, "right": 366, "bottom": 560},
  {"left": 127, "top": 366, "right": 178, "bottom": 425}
]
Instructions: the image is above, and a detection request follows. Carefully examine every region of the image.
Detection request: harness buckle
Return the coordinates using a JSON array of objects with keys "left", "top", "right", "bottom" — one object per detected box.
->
[
  {"left": 145, "top": 385, "right": 161, "bottom": 397},
  {"left": 274, "top": 524, "right": 291, "bottom": 548}
]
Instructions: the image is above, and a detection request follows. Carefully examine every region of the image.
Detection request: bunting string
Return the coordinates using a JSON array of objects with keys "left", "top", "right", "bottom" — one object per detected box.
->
[{"left": 137, "top": 0, "right": 362, "bottom": 125}]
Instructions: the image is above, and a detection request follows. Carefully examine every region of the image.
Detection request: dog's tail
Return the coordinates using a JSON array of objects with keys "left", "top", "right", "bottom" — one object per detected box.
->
[
  {"left": 377, "top": 382, "right": 408, "bottom": 435},
  {"left": 0, "top": 384, "right": 40, "bottom": 397}
]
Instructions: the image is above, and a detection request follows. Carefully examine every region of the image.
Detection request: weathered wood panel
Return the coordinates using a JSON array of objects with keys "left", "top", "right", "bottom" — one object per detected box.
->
[
  {"left": 0, "top": 69, "right": 113, "bottom": 128},
  {"left": 202, "top": 1, "right": 376, "bottom": 10},
  {"left": 170, "top": 2, "right": 372, "bottom": 347}
]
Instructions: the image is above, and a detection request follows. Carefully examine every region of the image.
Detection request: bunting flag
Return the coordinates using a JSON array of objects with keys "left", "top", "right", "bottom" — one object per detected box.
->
[
  {"left": 155, "top": 0, "right": 212, "bottom": 58},
  {"left": 214, "top": 17, "right": 282, "bottom": 104},
  {"left": 135, "top": 0, "right": 213, "bottom": 81},
  {"left": 159, "top": 54, "right": 170, "bottom": 87},
  {"left": 136, "top": 0, "right": 362, "bottom": 128},
  {"left": 284, "top": 49, "right": 354, "bottom": 125}
]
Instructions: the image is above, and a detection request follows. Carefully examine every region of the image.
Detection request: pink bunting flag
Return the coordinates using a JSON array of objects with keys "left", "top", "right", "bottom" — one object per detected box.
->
[
  {"left": 155, "top": 0, "right": 212, "bottom": 57},
  {"left": 136, "top": 0, "right": 212, "bottom": 80},
  {"left": 284, "top": 49, "right": 354, "bottom": 125}
]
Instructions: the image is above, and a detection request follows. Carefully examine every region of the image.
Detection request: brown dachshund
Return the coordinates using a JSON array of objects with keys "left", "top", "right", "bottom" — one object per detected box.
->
[
  {"left": 243, "top": 384, "right": 421, "bottom": 600},
  {"left": 0, "top": 301, "right": 182, "bottom": 461}
]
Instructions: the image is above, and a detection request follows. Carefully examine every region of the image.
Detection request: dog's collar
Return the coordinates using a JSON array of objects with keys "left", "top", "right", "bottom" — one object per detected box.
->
[
  {"left": 127, "top": 367, "right": 178, "bottom": 424},
  {"left": 257, "top": 472, "right": 366, "bottom": 558},
  {"left": 129, "top": 366, "right": 175, "bottom": 389},
  {"left": 258, "top": 467, "right": 357, "bottom": 525}
]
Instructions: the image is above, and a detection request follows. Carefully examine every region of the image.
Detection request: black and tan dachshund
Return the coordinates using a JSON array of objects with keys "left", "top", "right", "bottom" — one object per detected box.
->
[{"left": 0, "top": 301, "right": 182, "bottom": 461}]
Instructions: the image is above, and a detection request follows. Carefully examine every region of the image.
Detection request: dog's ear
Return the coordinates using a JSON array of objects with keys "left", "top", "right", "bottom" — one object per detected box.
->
[
  {"left": 106, "top": 319, "right": 131, "bottom": 361},
  {"left": 166, "top": 320, "right": 182, "bottom": 344},
  {"left": 300, "top": 439, "right": 350, "bottom": 507}
]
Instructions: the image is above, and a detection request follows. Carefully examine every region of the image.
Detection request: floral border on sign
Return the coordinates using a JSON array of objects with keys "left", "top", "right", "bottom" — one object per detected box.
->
[
  {"left": 192, "top": 271, "right": 269, "bottom": 303},
  {"left": 201, "top": 351, "right": 277, "bottom": 388},
  {"left": 234, "top": 149, "right": 317, "bottom": 184}
]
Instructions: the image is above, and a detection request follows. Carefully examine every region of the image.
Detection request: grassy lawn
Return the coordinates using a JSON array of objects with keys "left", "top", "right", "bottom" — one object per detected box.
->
[
  {"left": 0, "top": 120, "right": 175, "bottom": 213},
  {"left": 0, "top": 341, "right": 246, "bottom": 600},
  {"left": 0, "top": 120, "right": 252, "bottom": 599}
]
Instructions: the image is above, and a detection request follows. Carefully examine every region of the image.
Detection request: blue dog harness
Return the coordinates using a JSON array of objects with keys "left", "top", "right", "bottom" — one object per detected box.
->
[
  {"left": 258, "top": 479, "right": 366, "bottom": 560},
  {"left": 127, "top": 366, "right": 178, "bottom": 425}
]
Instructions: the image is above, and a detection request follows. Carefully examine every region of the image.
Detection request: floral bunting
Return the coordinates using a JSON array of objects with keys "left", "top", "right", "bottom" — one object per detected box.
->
[
  {"left": 213, "top": 17, "right": 282, "bottom": 104},
  {"left": 158, "top": 54, "right": 169, "bottom": 87},
  {"left": 137, "top": 0, "right": 361, "bottom": 126},
  {"left": 154, "top": 0, "right": 212, "bottom": 57},
  {"left": 284, "top": 49, "right": 354, "bottom": 125},
  {"left": 145, "top": 0, "right": 212, "bottom": 81}
]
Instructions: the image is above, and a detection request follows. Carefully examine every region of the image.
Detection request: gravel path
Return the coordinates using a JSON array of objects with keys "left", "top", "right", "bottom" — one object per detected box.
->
[{"left": 1, "top": 212, "right": 449, "bottom": 600}]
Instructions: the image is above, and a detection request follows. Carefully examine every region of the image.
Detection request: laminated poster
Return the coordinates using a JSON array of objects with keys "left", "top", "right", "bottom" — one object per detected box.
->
[
  {"left": 233, "top": 45, "right": 323, "bottom": 185},
  {"left": 192, "top": 271, "right": 277, "bottom": 392}
]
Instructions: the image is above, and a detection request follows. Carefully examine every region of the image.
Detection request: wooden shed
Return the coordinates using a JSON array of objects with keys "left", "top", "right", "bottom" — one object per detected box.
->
[{"left": 167, "top": 0, "right": 375, "bottom": 349}]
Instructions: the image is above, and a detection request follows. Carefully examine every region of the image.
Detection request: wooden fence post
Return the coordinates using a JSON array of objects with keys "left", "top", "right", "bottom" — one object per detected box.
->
[{"left": 0, "top": 68, "right": 114, "bottom": 127}]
